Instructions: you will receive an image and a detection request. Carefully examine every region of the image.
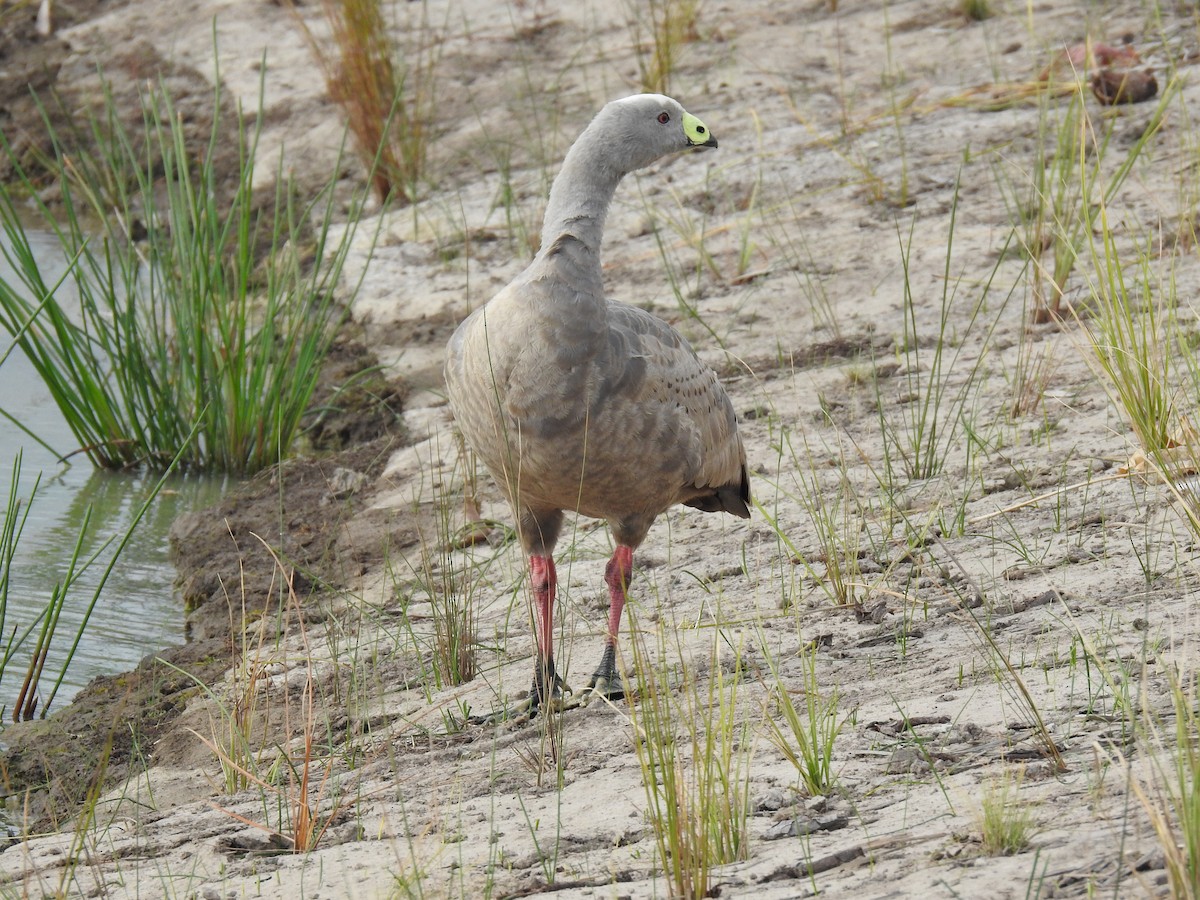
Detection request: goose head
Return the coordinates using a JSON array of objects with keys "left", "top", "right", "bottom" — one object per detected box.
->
[{"left": 591, "top": 94, "right": 718, "bottom": 174}]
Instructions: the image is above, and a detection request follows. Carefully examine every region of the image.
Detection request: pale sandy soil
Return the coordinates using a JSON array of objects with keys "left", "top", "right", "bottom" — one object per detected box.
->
[{"left": 3, "top": 0, "right": 1200, "bottom": 897}]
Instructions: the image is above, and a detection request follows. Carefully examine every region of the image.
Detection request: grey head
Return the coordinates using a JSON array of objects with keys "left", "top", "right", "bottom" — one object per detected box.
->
[{"left": 583, "top": 93, "right": 718, "bottom": 175}]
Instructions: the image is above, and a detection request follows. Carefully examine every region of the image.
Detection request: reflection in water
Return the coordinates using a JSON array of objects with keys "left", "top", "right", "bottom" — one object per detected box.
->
[
  {"left": 1, "top": 231, "right": 226, "bottom": 711},
  {"left": 4, "top": 467, "right": 227, "bottom": 712}
]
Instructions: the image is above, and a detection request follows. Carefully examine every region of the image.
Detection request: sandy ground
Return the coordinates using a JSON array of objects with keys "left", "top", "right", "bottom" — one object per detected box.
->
[{"left": 3, "top": 0, "right": 1200, "bottom": 897}]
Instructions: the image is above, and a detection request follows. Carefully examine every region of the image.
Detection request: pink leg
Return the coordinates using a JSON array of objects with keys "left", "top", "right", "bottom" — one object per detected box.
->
[
  {"left": 603, "top": 545, "right": 634, "bottom": 646},
  {"left": 526, "top": 554, "right": 564, "bottom": 710},
  {"left": 529, "top": 554, "right": 557, "bottom": 663},
  {"left": 585, "top": 545, "right": 634, "bottom": 700}
]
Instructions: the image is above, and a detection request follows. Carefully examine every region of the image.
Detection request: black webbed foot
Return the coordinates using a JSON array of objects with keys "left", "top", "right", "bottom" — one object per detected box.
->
[
  {"left": 579, "top": 643, "right": 626, "bottom": 706},
  {"left": 529, "top": 657, "right": 571, "bottom": 716},
  {"left": 469, "top": 656, "right": 572, "bottom": 725}
]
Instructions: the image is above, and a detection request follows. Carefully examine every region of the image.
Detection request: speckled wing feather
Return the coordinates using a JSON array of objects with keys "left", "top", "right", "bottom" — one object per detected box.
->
[{"left": 598, "top": 302, "right": 748, "bottom": 516}]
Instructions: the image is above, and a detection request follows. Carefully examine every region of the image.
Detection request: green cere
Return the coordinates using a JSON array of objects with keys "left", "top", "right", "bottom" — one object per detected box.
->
[{"left": 683, "top": 111, "right": 717, "bottom": 148}]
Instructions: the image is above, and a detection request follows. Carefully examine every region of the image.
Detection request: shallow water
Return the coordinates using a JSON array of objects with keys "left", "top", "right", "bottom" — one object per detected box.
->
[{"left": 0, "top": 231, "right": 223, "bottom": 714}]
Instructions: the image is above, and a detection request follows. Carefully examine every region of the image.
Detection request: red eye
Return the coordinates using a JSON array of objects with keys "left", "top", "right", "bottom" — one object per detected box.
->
[{"left": 657, "top": 112, "right": 670, "bottom": 124}]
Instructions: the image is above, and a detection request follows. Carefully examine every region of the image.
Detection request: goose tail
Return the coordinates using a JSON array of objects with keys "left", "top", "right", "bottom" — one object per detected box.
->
[{"left": 684, "top": 465, "right": 751, "bottom": 519}]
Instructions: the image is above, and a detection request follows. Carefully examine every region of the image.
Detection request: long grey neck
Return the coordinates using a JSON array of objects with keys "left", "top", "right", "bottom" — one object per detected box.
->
[{"left": 538, "top": 132, "right": 625, "bottom": 258}]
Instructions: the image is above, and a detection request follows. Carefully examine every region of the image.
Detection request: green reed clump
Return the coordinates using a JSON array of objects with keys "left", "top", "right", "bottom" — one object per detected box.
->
[{"left": 0, "top": 60, "right": 370, "bottom": 473}]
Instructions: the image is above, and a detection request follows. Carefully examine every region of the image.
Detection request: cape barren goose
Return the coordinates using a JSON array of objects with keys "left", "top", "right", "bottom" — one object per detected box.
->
[{"left": 445, "top": 94, "right": 750, "bottom": 719}]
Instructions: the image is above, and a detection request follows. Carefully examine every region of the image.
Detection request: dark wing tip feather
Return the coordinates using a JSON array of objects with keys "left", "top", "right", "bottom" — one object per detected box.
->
[{"left": 684, "top": 464, "right": 751, "bottom": 519}]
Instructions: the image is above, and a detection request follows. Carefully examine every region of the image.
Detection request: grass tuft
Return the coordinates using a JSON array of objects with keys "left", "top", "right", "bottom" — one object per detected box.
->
[
  {"left": 170, "top": 540, "right": 352, "bottom": 853},
  {"left": 876, "top": 181, "right": 1012, "bottom": 484},
  {"left": 1137, "top": 665, "right": 1200, "bottom": 898},
  {"left": 761, "top": 642, "right": 846, "bottom": 797},
  {"left": 625, "top": 0, "right": 702, "bottom": 94},
  {"left": 628, "top": 618, "right": 751, "bottom": 898},
  {"left": 977, "top": 769, "right": 1038, "bottom": 855},
  {"left": 298, "top": 0, "right": 442, "bottom": 204}
]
